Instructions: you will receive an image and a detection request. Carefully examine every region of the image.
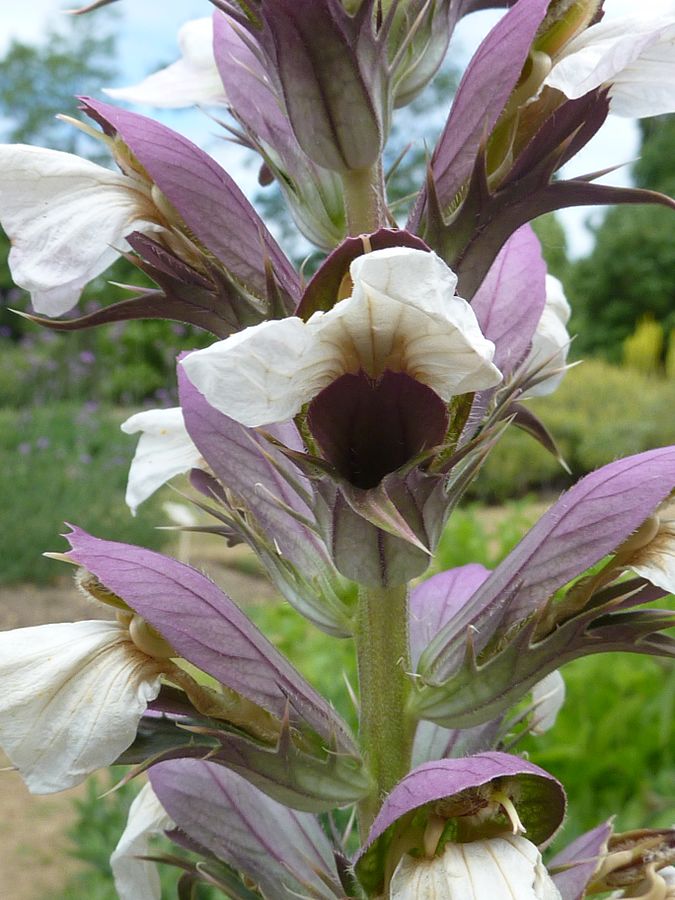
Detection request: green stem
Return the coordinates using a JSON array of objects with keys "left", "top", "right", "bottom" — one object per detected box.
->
[
  {"left": 341, "top": 164, "right": 386, "bottom": 235},
  {"left": 355, "top": 582, "right": 415, "bottom": 835}
]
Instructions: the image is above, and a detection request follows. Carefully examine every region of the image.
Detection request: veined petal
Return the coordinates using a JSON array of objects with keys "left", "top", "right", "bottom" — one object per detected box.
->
[
  {"left": 311, "top": 248, "right": 502, "bottom": 399},
  {"left": 182, "top": 248, "right": 501, "bottom": 428},
  {"left": 390, "top": 835, "right": 562, "bottom": 899},
  {"left": 0, "top": 621, "right": 163, "bottom": 793},
  {"left": 523, "top": 274, "right": 571, "bottom": 397},
  {"left": 105, "top": 18, "right": 224, "bottom": 108},
  {"left": 150, "top": 758, "right": 344, "bottom": 899},
  {"left": 180, "top": 318, "right": 340, "bottom": 426},
  {"left": 121, "top": 407, "right": 203, "bottom": 513},
  {"left": 110, "top": 782, "right": 174, "bottom": 900},
  {"left": 545, "top": 14, "right": 675, "bottom": 117},
  {"left": 0, "top": 145, "right": 162, "bottom": 315}
]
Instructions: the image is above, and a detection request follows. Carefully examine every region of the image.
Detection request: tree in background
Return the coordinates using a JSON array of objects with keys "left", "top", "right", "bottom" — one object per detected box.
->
[
  {"left": 530, "top": 213, "right": 570, "bottom": 282},
  {"left": 0, "top": 17, "right": 116, "bottom": 156},
  {"left": 567, "top": 115, "right": 675, "bottom": 361}
]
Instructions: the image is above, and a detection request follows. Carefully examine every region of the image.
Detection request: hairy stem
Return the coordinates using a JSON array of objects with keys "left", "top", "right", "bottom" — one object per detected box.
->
[
  {"left": 355, "top": 582, "right": 415, "bottom": 835},
  {"left": 342, "top": 164, "right": 387, "bottom": 235}
]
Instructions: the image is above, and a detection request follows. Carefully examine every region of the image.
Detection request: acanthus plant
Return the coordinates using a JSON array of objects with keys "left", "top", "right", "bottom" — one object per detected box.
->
[{"left": 1, "top": 0, "right": 675, "bottom": 897}]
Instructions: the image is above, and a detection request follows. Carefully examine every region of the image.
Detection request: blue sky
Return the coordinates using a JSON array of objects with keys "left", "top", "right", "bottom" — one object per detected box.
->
[{"left": 0, "top": 0, "right": 646, "bottom": 257}]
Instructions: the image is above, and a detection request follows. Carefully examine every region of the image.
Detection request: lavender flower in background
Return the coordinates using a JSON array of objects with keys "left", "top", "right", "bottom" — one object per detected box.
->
[{"left": 1, "top": 0, "right": 675, "bottom": 896}]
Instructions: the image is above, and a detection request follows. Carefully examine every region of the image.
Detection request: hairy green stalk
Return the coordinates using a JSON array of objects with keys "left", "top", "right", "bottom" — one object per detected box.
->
[
  {"left": 355, "top": 582, "right": 415, "bottom": 835},
  {"left": 341, "top": 164, "right": 387, "bottom": 235}
]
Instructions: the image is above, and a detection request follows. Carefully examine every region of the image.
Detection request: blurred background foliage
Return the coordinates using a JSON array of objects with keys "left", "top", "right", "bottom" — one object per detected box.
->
[{"left": 0, "top": 14, "right": 673, "bottom": 898}]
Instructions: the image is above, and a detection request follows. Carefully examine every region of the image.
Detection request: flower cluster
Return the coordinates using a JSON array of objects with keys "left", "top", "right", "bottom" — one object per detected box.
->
[{"left": 1, "top": 0, "right": 675, "bottom": 898}]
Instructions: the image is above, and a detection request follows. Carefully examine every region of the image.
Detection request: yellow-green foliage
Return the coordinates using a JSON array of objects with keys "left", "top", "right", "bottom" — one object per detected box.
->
[
  {"left": 666, "top": 329, "right": 675, "bottom": 379},
  {"left": 472, "top": 359, "right": 675, "bottom": 502},
  {"left": 622, "top": 314, "right": 664, "bottom": 376}
]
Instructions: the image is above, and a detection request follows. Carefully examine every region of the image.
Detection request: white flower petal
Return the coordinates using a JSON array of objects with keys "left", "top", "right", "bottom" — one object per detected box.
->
[
  {"left": 524, "top": 274, "right": 571, "bottom": 397},
  {"left": 545, "top": 14, "right": 675, "bottom": 118},
  {"left": 390, "top": 835, "right": 562, "bottom": 899},
  {"left": 0, "top": 145, "right": 162, "bottom": 315},
  {"left": 311, "top": 248, "right": 501, "bottom": 400},
  {"left": 630, "top": 498, "right": 675, "bottom": 593},
  {"left": 181, "top": 318, "right": 340, "bottom": 426},
  {"left": 111, "top": 782, "right": 174, "bottom": 900},
  {"left": 121, "top": 408, "right": 203, "bottom": 513},
  {"left": 105, "top": 18, "right": 224, "bottom": 108},
  {"left": 0, "top": 621, "right": 162, "bottom": 793},
  {"left": 531, "top": 670, "right": 566, "bottom": 734},
  {"left": 181, "top": 249, "right": 501, "bottom": 427}
]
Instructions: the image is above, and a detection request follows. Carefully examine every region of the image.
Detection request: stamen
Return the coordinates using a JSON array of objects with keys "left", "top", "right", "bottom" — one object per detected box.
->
[
  {"left": 635, "top": 864, "right": 668, "bottom": 900},
  {"left": 491, "top": 790, "right": 526, "bottom": 835},
  {"left": 423, "top": 814, "right": 447, "bottom": 858},
  {"left": 593, "top": 848, "right": 639, "bottom": 883}
]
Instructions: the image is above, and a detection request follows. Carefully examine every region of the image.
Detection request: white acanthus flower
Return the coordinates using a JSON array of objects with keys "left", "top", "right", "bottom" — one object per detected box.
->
[
  {"left": 624, "top": 495, "right": 675, "bottom": 594},
  {"left": 523, "top": 274, "right": 571, "bottom": 397},
  {"left": 0, "top": 144, "right": 164, "bottom": 315},
  {"left": 111, "top": 782, "right": 175, "bottom": 900},
  {"left": 544, "top": 8, "right": 675, "bottom": 117},
  {"left": 105, "top": 18, "right": 224, "bottom": 108},
  {"left": 181, "top": 247, "right": 502, "bottom": 429},
  {"left": 121, "top": 408, "right": 204, "bottom": 514},
  {"left": 0, "top": 617, "right": 171, "bottom": 793},
  {"left": 389, "top": 834, "right": 562, "bottom": 899}
]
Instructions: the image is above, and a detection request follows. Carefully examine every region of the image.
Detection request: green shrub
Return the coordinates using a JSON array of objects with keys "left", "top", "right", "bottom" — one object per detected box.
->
[
  {"left": 622, "top": 314, "right": 664, "bottom": 375},
  {"left": 0, "top": 403, "right": 170, "bottom": 583},
  {"left": 471, "top": 359, "right": 675, "bottom": 501},
  {"left": 666, "top": 329, "right": 675, "bottom": 379},
  {"left": 524, "top": 654, "right": 675, "bottom": 848},
  {"left": 0, "top": 317, "right": 211, "bottom": 408}
]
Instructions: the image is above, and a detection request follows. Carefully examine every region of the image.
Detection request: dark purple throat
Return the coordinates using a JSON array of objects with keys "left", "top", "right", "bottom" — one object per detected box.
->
[{"left": 306, "top": 369, "right": 449, "bottom": 489}]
